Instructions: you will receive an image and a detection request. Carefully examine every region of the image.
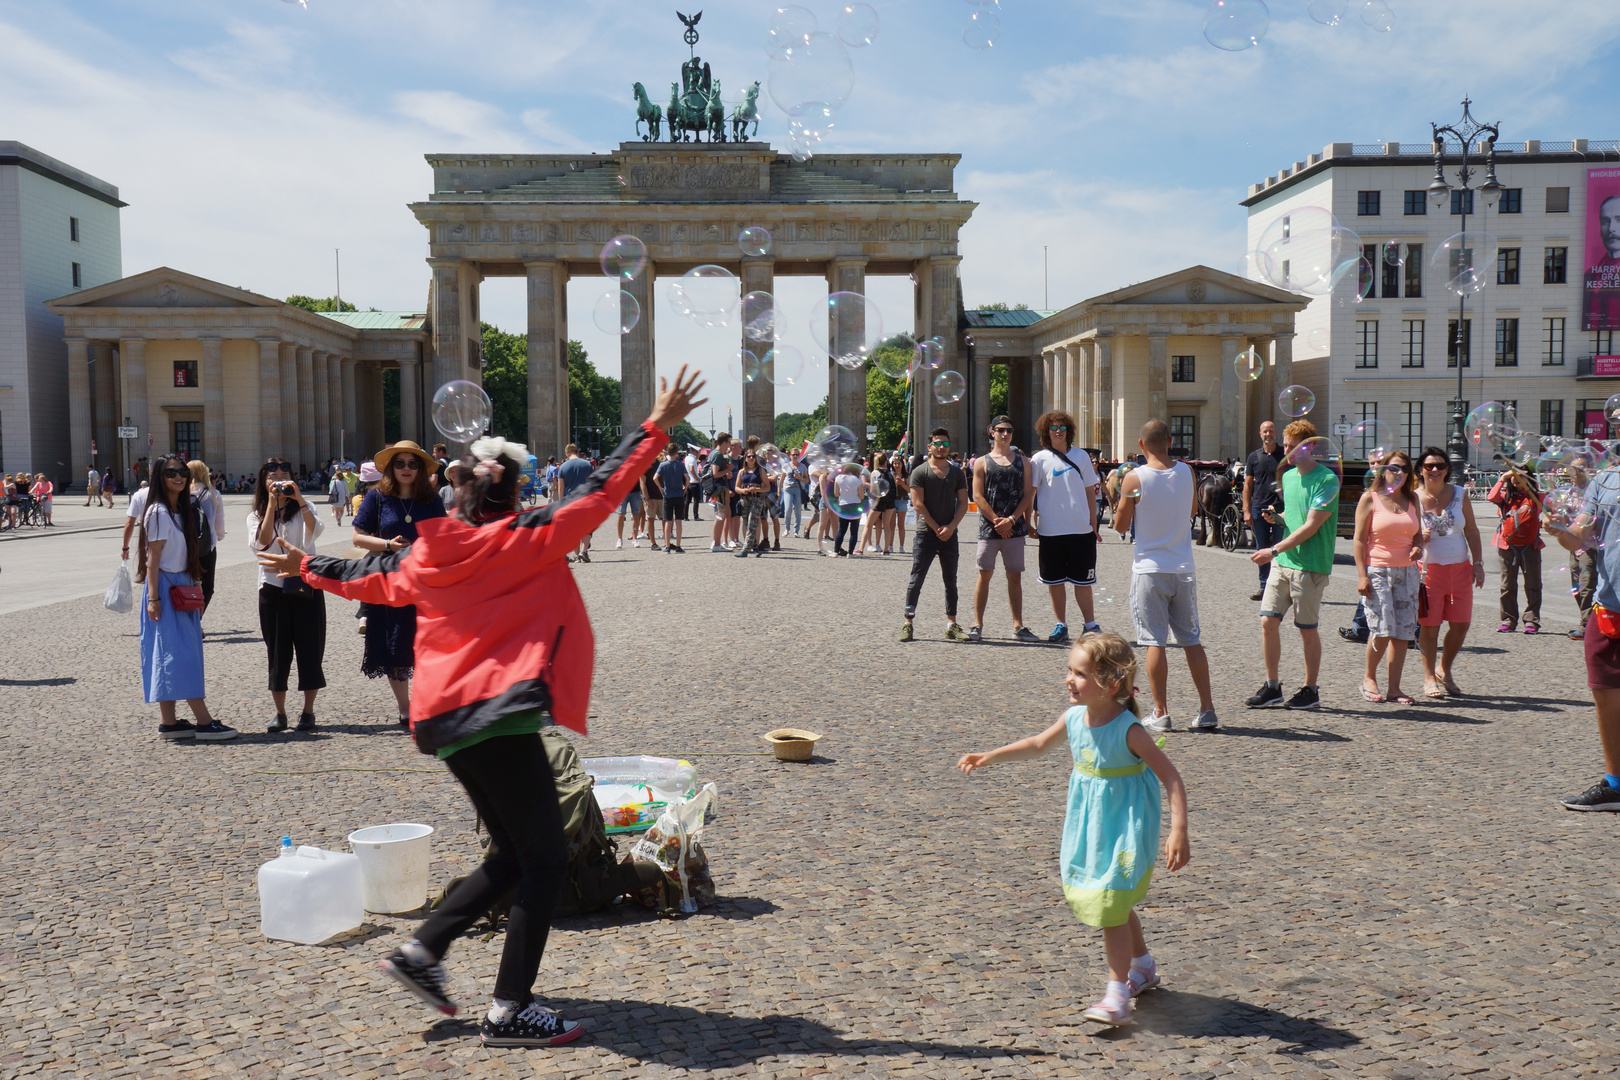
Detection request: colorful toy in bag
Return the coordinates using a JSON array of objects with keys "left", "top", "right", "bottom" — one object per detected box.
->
[{"left": 630, "top": 783, "right": 718, "bottom": 915}]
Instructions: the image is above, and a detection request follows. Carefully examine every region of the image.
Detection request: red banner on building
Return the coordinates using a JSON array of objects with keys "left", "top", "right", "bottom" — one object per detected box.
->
[{"left": 1584, "top": 167, "right": 1620, "bottom": 331}]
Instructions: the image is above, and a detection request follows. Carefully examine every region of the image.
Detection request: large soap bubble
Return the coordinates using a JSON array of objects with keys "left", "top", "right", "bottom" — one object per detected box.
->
[
  {"left": 1204, "top": 0, "right": 1269, "bottom": 51},
  {"left": 1605, "top": 393, "right": 1620, "bottom": 427},
  {"left": 432, "top": 380, "right": 492, "bottom": 443},
  {"left": 1464, "top": 402, "right": 1511, "bottom": 450},
  {"left": 599, "top": 235, "right": 647, "bottom": 281},
  {"left": 962, "top": 9, "right": 1000, "bottom": 49},
  {"left": 1306, "top": 327, "right": 1329, "bottom": 352},
  {"left": 810, "top": 424, "right": 859, "bottom": 465},
  {"left": 1307, "top": 0, "right": 1346, "bottom": 25},
  {"left": 728, "top": 349, "right": 764, "bottom": 384},
  {"left": 1346, "top": 418, "right": 1395, "bottom": 460},
  {"left": 1382, "top": 240, "right": 1409, "bottom": 268},
  {"left": 1432, "top": 232, "right": 1499, "bottom": 297},
  {"left": 767, "top": 31, "right": 855, "bottom": 115},
  {"left": 835, "top": 3, "right": 879, "bottom": 47},
  {"left": 1286, "top": 437, "right": 1342, "bottom": 509},
  {"left": 669, "top": 265, "right": 739, "bottom": 327},
  {"left": 741, "top": 290, "right": 776, "bottom": 342},
  {"left": 809, "top": 291, "right": 885, "bottom": 368},
  {"left": 738, "top": 226, "right": 772, "bottom": 257},
  {"left": 872, "top": 336, "right": 921, "bottom": 379},
  {"left": 822, "top": 467, "right": 873, "bottom": 519},
  {"left": 1361, "top": 0, "right": 1395, "bottom": 31},
  {"left": 934, "top": 370, "right": 967, "bottom": 404},
  {"left": 764, "top": 345, "right": 804, "bottom": 387},
  {"left": 1235, "top": 346, "right": 1263, "bottom": 381},
  {"left": 918, "top": 337, "right": 946, "bottom": 370},
  {"left": 1278, "top": 385, "right": 1316, "bottom": 417},
  {"left": 1264, "top": 219, "right": 1362, "bottom": 296},
  {"left": 592, "top": 289, "right": 640, "bottom": 335},
  {"left": 767, "top": 5, "right": 817, "bottom": 60}
]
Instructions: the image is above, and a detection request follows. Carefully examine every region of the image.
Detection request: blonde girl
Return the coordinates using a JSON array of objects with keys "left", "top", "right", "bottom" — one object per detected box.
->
[{"left": 958, "top": 632, "right": 1189, "bottom": 1027}]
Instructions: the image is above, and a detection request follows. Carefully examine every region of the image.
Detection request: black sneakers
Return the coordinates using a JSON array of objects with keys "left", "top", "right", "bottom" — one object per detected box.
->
[
  {"left": 1561, "top": 780, "right": 1620, "bottom": 812},
  {"left": 268, "top": 713, "right": 288, "bottom": 733},
  {"left": 1284, "top": 686, "right": 1321, "bottom": 710},
  {"left": 481, "top": 1002, "right": 584, "bottom": 1048},
  {"left": 295, "top": 712, "right": 316, "bottom": 733},
  {"left": 379, "top": 947, "right": 457, "bottom": 1016},
  {"left": 1245, "top": 683, "right": 1285, "bottom": 708}
]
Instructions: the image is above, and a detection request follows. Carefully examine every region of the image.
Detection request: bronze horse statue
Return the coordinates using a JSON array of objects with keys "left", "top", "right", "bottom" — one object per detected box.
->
[
  {"left": 731, "top": 81, "right": 761, "bottom": 142},
  {"left": 632, "top": 82, "right": 662, "bottom": 141}
]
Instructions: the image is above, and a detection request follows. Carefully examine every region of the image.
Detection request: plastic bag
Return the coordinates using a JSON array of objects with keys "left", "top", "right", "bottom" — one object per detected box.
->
[
  {"left": 104, "top": 559, "right": 133, "bottom": 614},
  {"left": 630, "top": 783, "right": 718, "bottom": 914}
]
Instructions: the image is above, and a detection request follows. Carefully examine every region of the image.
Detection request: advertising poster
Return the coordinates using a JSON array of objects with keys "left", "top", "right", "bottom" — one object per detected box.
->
[{"left": 1583, "top": 166, "right": 1620, "bottom": 331}]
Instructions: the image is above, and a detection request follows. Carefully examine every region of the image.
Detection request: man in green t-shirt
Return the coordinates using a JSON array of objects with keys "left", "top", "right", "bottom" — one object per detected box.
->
[{"left": 1245, "top": 419, "right": 1339, "bottom": 711}]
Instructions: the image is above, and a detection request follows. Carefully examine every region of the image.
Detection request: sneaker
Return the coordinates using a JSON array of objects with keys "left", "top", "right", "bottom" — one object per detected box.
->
[
  {"left": 823, "top": 550, "right": 838, "bottom": 557},
  {"left": 1570, "top": 627, "right": 1586, "bottom": 640},
  {"left": 710, "top": 543, "right": 725, "bottom": 552},
  {"left": 158, "top": 720, "right": 196, "bottom": 741},
  {"left": 1014, "top": 626, "right": 1041, "bottom": 643},
  {"left": 944, "top": 622, "right": 969, "bottom": 642},
  {"left": 614, "top": 539, "right": 623, "bottom": 550},
  {"left": 1249, "top": 590, "right": 1264, "bottom": 601},
  {"left": 578, "top": 551, "right": 591, "bottom": 563},
  {"left": 193, "top": 721, "right": 238, "bottom": 742},
  {"left": 772, "top": 540, "right": 780, "bottom": 551},
  {"left": 673, "top": 545, "right": 685, "bottom": 553},
  {"left": 1339, "top": 627, "right": 1368, "bottom": 644},
  {"left": 1284, "top": 686, "right": 1321, "bottom": 710},
  {"left": 631, "top": 537, "right": 639, "bottom": 548},
  {"left": 1082, "top": 622, "right": 1102, "bottom": 635},
  {"left": 1127, "top": 964, "right": 1161, "bottom": 996},
  {"left": 1142, "top": 712, "right": 1172, "bottom": 733},
  {"left": 1192, "top": 709, "right": 1219, "bottom": 731},
  {"left": 734, "top": 547, "right": 750, "bottom": 558},
  {"left": 480, "top": 1002, "right": 584, "bottom": 1048},
  {"left": 1561, "top": 780, "right": 1620, "bottom": 812},
  {"left": 649, "top": 543, "right": 661, "bottom": 552},
  {"left": 898, "top": 622, "right": 914, "bottom": 642},
  {"left": 296, "top": 712, "right": 316, "bottom": 733},
  {"left": 1523, "top": 624, "right": 1540, "bottom": 635},
  {"left": 1246, "top": 682, "right": 1285, "bottom": 708},
  {"left": 1081, "top": 991, "right": 1132, "bottom": 1027},
  {"left": 1496, "top": 623, "right": 1514, "bottom": 633},
  {"left": 379, "top": 948, "right": 458, "bottom": 1016},
  {"left": 1048, "top": 622, "right": 1070, "bottom": 644},
  {"left": 966, "top": 626, "right": 983, "bottom": 643},
  {"left": 267, "top": 713, "right": 288, "bottom": 733}
]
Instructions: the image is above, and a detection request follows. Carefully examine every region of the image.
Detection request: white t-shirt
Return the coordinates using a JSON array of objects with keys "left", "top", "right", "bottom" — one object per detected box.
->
[
  {"left": 1030, "top": 447, "right": 1100, "bottom": 536},
  {"left": 248, "top": 507, "right": 325, "bottom": 588},
  {"left": 684, "top": 453, "right": 699, "bottom": 483},
  {"left": 143, "top": 502, "right": 192, "bottom": 574},
  {"left": 834, "top": 472, "right": 864, "bottom": 504},
  {"left": 126, "top": 484, "right": 151, "bottom": 523},
  {"left": 1130, "top": 461, "right": 1195, "bottom": 575}
]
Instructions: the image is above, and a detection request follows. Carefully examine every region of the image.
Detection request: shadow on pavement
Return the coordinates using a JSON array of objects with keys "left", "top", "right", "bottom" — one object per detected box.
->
[
  {"left": 1130, "top": 988, "right": 1360, "bottom": 1053},
  {"left": 1214, "top": 725, "right": 1350, "bottom": 743},
  {"left": 0, "top": 676, "right": 76, "bottom": 686}
]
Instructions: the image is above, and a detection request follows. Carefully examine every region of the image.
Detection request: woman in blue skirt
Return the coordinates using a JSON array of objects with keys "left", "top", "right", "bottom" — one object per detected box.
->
[{"left": 141, "top": 454, "right": 235, "bottom": 742}]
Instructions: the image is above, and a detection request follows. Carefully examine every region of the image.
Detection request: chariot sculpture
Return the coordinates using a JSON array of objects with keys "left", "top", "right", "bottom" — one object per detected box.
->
[{"left": 627, "top": 12, "right": 760, "bottom": 144}]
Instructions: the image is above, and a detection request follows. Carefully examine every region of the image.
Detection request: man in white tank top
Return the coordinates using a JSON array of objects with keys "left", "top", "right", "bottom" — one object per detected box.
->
[{"left": 1111, "top": 419, "right": 1218, "bottom": 733}]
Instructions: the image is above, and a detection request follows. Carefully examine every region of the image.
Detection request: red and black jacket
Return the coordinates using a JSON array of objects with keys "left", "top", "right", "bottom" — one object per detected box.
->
[{"left": 300, "top": 422, "right": 668, "bottom": 754}]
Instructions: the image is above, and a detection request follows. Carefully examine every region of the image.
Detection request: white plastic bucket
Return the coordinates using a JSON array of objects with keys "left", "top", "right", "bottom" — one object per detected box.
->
[{"left": 347, "top": 823, "right": 434, "bottom": 913}]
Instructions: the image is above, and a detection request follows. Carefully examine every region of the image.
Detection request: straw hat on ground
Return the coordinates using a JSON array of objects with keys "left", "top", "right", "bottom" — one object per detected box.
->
[{"left": 373, "top": 440, "right": 436, "bottom": 473}]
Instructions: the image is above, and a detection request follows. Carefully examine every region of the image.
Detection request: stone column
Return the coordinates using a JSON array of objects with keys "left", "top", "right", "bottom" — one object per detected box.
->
[
  {"left": 257, "top": 337, "right": 283, "bottom": 466},
  {"left": 1147, "top": 333, "right": 1169, "bottom": 425},
  {"left": 66, "top": 337, "right": 92, "bottom": 483},
  {"left": 296, "top": 346, "right": 316, "bottom": 467},
  {"left": 1252, "top": 335, "right": 1276, "bottom": 429},
  {"left": 280, "top": 342, "right": 300, "bottom": 468},
  {"left": 200, "top": 336, "right": 225, "bottom": 468},
  {"left": 1042, "top": 351, "right": 1056, "bottom": 411},
  {"left": 1219, "top": 336, "right": 1243, "bottom": 460},
  {"left": 1049, "top": 348, "right": 1067, "bottom": 416},
  {"left": 312, "top": 350, "right": 332, "bottom": 464},
  {"left": 827, "top": 257, "right": 869, "bottom": 445},
  {"left": 1272, "top": 332, "right": 1294, "bottom": 426},
  {"left": 1074, "top": 342, "right": 1092, "bottom": 440},
  {"left": 430, "top": 257, "right": 463, "bottom": 390},
  {"left": 971, "top": 360, "right": 993, "bottom": 455},
  {"left": 526, "top": 259, "right": 568, "bottom": 459},
  {"left": 1066, "top": 345, "right": 1083, "bottom": 425},
  {"left": 91, "top": 340, "right": 118, "bottom": 473},
  {"left": 1008, "top": 359, "right": 1036, "bottom": 447},
  {"left": 1093, "top": 334, "right": 1114, "bottom": 457},
  {"left": 326, "top": 352, "right": 344, "bottom": 460},
  {"left": 620, "top": 265, "right": 656, "bottom": 441},
  {"left": 341, "top": 357, "right": 357, "bottom": 459},
  {"left": 119, "top": 337, "right": 149, "bottom": 483},
  {"left": 398, "top": 356, "right": 420, "bottom": 444},
  {"left": 741, "top": 257, "right": 775, "bottom": 441}
]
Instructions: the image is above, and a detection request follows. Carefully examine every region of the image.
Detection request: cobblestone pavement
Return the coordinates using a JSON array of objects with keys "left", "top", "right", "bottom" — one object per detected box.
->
[{"left": 2, "top": 517, "right": 1616, "bottom": 1079}]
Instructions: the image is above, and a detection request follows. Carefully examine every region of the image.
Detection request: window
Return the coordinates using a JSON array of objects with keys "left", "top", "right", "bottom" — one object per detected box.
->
[
  {"left": 1547, "top": 186, "right": 1570, "bottom": 213},
  {"left": 1171, "top": 355, "right": 1196, "bottom": 383},
  {"left": 173, "top": 360, "right": 199, "bottom": 387},
  {"left": 1401, "top": 402, "right": 1424, "bottom": 458},
  {"left": 1543, "top": 317, "right": 1565, "bottom": 365},
  {"left": 1403, "top": 243, "right": 1423, "bottom": 297},
  {"left": 1495, "top": 319, "right": 1520, "bottom": 366},
  {"left": 173, "top": 421, "right": 200, "bottom": 460},
  {"left": 1540, "top": 400, "right": 1564, "bottom": 437},
  {"left": 1545, "top": 247, "right": 1568, "bottom": 284},
  {"left": 1448, "top": 318, "right": 1472, "bottom": 367},
  {"left": 1451, "top": 189, "right": 1474, "bottom": 215},
  {"left": 1356, "top": 320, "right": 1379, "bottom": 368},
  {"left": 69, "top": 217, "right": 80, "bottom": 242},
  {"left": 71, "top": 262, "right": 82, "bottom": 288},
  {"left": 1354, "top": 403, "right": 1378, "bottom": 458},
  {"left": 1499, "top": 188, "right": 1522, "bottom": 214},
  {"left": 1497, "top": 248, "right": 1520, "bottom": 285},
  {"left": 1382, "top": 250, "right": 1401, "bottom": 298},
  {"left": 1357, "top": 190, "right": 1381, "bottom": 216},
  {"left": 1360, "top": 244, "right": 1379, "bottom": 299},
  {"left": 1168, "top": 416, "right": 1196, "bottom": 458},
  {"left": 1597, "top": 330, "right": 1617, "bottom": 355},
  {"left": 1402, "top": 320, "right": 1425, "bottom": 367},
  {"left": 1403, "top": 190, "right": 1427, "bottom": 215}
]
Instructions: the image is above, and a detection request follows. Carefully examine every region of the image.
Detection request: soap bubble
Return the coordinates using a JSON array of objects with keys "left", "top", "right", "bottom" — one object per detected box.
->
[
  {"left": 1464, "top": 402, "right": 1511, "bottom": 448},
  {"left": 1204, "top": 0, "right": 1269, "bottom": 51},
  {"left": 810, "top": 424, "right": 859, "bottom": 465},
  {"left": 918, "top": 338, "right": 946, "bottom": 370},
  {"left": 1346, "top": 418, "right": 1395, "bottom": 460},
  {"left": 599, "top": 236, "right": 647, "bottom": 281},
  {"left": 934, "top": 370, "right": 967, "bottom": 404},
  {"left": 1361, "top": 0, "right": 1394, "bottom": 31},
  {"left": 669, "top": 264, "right": 739, "bottom": 327},
  {"left": 872, "top": 475, "right": 891, "bottom": 498},
  {"left": 873, "top": 336, "right": 922, "bottom": 379},
  {"left": 1235, "top": 346, "right": 1263, "bottom": 381},
  {"left": 592, "top": 289, "right": 640, "bottom": 335},
  {"left": 738, "top": 226, "right": 772, "bottom": 257},
  {"left": 767, "top": 5, "right": 816, "bottom": 60},
  {"left": 764, "top": 345, "right": 805, "bottom": 387},
  {"left": 768, "top": 31, "right": 855, "bottom": 115},
  {"left": 1278, "top": 385, "right": 1315, "bottom": 417},
  {"left": 741, "top": 290, "right": 776, "bottom": 342},
  {"left": 822, "top": 469, "right": 872, "bottom": 519},
  {"left": 810, "top": 291, "right": 885, "bottom": 368},
  {"left": 1287, "top": 437, "right": 1342, "bottom": 506},
  {"left": 1432, "top": 232, "right": 1499, "bottom": 297},
  {"left": 1604, "top": 393, "right": 1620, "bottom": 425},
  {"left": 1258, "top": 207, "right": 1361, "bottom": 296},
  {"left": 962, "top": 9, "right": 1000, "bottom": 49},
  {"left": 728, "top": 349, "right": 764, "bottom": 384},
  {"left": 1307, "top": 0, "right": 1346, "bottom": 25},
  {"left": 835, "top": 3, "right": 879, "bottom": 47},
  {"left": 1307, "top": 327, "right": 1329, "bottom": 351},
  {"left": 432, "top": 379, "right": 491, "bottom": 443},
  {"left": 1382, "top": 240, "right": 1409, "bottom": 268},
  {"left": 1238, "top": 250, "right": 1272, "bottom": 280}
]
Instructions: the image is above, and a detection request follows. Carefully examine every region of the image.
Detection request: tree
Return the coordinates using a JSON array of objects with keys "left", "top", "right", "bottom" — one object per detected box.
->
[
  {"left": 667, "top": 420, "right": 710, "bottom": 450},
  {"left": 481, "top": 323, "right": 529, "bottom": 444},
  {"left": 865, "top": 336, "right": 918, "bottom": 451},
  {"left": 971, "top": 302, "right": 1030, "bottom": 312},
  {"left": 284, "top": 295, "right": 357, "bottom": 313},
  {"left": 775, "top": 398, "right": 828, "bottom": 452},
  {"left": 990, "top": 364, "right": 1008, "bottom": 420},
  {"left": 568, "top": 340, "right": 622, "bottom": 456}
]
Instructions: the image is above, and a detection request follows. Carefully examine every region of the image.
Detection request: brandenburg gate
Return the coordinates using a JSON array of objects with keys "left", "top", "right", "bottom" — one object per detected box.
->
[{"left": 408, "top": 143, "right": 977, "bottom": 455}]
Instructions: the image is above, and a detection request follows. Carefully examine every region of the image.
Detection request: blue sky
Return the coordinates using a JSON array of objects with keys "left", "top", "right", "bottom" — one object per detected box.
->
[{"left": 4, "top": 0, "right": 1619, "bottom": 426}]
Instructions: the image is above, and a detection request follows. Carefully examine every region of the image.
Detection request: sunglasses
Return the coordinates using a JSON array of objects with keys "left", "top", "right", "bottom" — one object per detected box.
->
[
  {"left": 930, "top": 440, "right": 950, "bottom": 447},
  {"left": 1384, "top": 465, "right": 1407, "bottom": 475},
  {"left": 161, "top": 468, "right": 187, "bottom": 479},
  {"left": 266, "top": 460, "right": 291, "bottom": 472},
  {"left": 1421, "top": 462, "right": 1448, "bottom": 472},
  {"left": 1049, "top": 424, "right": 1068, "bottom": 432},
  {"left": 993, "top": 427, "right": 1014, "bottom": 435},
  {"left": 393, "top": 460, "right": 419, "bottom": 469}
]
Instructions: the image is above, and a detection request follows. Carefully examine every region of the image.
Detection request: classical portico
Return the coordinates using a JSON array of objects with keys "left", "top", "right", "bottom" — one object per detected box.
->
[{"left": 409, "top": 144, "right": 977, "bottom": 457}]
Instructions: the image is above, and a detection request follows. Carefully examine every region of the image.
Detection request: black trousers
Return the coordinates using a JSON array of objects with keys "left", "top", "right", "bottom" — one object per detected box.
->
[
  {"left": 257, "top": 584, "right": 327, "bottom": 692},
  {"left": 199, "top": 544, "right": 218, "bottom": 611},
  {"left": 905, "top": 530, "right": 959, "bottom": 620},
  {"left": 416, "top": 733, "right": 569, "bottom": 1006}
]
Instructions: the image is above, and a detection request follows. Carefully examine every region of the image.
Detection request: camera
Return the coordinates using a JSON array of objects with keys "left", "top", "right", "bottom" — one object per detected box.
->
[{"left": 274, "top": 481, "right": 298, "bottom": 497}]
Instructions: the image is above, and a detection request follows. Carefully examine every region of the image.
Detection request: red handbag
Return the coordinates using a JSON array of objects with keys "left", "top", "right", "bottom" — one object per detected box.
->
[{"left": 169, "top": 583, "right": 205, "bottom": 612}]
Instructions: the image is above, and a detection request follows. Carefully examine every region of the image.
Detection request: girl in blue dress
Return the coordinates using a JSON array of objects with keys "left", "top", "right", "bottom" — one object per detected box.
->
[{"left": 958, "top": 631, "right": 1189, "bottom": 1027}]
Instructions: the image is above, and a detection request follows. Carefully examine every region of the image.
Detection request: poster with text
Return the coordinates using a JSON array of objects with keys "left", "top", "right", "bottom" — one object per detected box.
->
[{"left": 1584, "top": 166, "right": 1620, "bottom": 331}]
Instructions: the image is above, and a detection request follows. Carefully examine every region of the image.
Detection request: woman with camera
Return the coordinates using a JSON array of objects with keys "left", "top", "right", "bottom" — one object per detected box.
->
[
  {"left": 143, "top": 454, "right": 235, "bottom": 741},
  {"left": 249, "top": 457, "right": 326, "bottom": 733},
  {"left": 352, "top": 441, "right": 447, "bottom": 727}
]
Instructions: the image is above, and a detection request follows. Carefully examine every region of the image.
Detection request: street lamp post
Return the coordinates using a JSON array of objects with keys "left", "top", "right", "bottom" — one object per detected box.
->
[{"left": 1426, "top": 97, "right": 1504, "bottom": 478}]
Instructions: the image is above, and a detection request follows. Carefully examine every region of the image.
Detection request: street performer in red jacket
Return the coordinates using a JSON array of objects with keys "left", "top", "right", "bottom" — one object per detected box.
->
[{"left": 258, "top": 366, "right": 706, "bottom": 1049}]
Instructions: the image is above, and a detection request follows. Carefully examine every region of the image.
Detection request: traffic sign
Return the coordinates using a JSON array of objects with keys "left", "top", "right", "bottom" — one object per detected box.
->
[
  {"left": 1331, "top": 424, "right": 1351, "bottom": 436},
  {"left": 117, "top": 426, "right": 138, "bottom": 439},
  {"left": 866, "top": 425, "right": 878, "bottom": 438}
]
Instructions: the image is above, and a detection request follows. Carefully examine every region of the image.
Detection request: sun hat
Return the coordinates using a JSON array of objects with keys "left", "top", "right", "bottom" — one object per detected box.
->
[
  {"left": 373, "top": 440, "right": 436, "bottom": 473},
  {"left": 359, "top": 461, "right": 383, "bottom": 483}
]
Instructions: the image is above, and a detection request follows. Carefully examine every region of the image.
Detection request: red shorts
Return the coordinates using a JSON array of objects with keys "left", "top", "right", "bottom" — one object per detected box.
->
[
  {"left": 1585, "top": 624, "right": 1620, "bottom": 690},
  {"left": 1418, "top": 560, "right": 1474, "bottom": 627}
]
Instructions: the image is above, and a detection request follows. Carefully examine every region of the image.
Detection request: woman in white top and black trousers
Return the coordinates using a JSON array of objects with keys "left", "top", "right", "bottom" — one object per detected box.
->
[
  {"left": 249, "top": 457, "right": 326, "bottom": 733},
  {"left": 188, "top": 459, "right": 226, "bottom": 612}
]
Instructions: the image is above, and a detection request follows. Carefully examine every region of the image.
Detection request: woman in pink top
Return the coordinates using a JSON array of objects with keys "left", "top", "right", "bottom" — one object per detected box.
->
[
  {"left": 1353, "top": 451, "right": 1423, "bottom": 703},
  {"left": 30, "top": 472, "right": 54, "bottom": 527}
]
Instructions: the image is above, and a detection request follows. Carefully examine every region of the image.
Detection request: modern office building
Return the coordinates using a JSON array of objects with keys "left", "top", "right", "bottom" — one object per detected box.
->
[
  {"left": 0, "top": 142, "right": 124, "bottom": 481},
  {"left": 1244, "top": 134, "right": 1620, "bottom": 464}
]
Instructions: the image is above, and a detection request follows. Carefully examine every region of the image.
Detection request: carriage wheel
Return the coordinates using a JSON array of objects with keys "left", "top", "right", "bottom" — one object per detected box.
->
[{"left": 1220, "top": 505, "right": 1243, "bottom": 553}]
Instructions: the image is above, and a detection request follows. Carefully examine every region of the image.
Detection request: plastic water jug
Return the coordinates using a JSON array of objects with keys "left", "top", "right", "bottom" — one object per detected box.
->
[
  {"left": 258, "top": 836, "right": 364, "bottom": 944},
  {"left": 582, "top": 756, "right": 697, "bottom": 806}
]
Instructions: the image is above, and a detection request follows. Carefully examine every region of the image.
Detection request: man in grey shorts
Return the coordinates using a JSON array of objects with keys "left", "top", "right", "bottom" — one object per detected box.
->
[{"left": 969, "top": 416, "right": 1038, "bottom": 643}]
